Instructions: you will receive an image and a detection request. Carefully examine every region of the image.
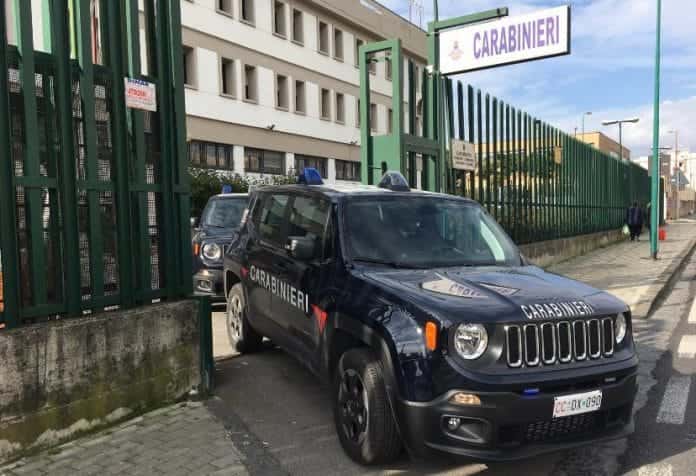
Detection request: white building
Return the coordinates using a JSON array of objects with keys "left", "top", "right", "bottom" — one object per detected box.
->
[{"left": 176, "top": 0, "right": 427, "bottom": 184}]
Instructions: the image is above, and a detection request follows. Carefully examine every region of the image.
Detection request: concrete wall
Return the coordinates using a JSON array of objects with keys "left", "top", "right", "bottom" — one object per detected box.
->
[
  {"left": 521, "top": 229, "right": 626, "bottom": 269},
  {"left": 0, "top": 301, "right": 201, "bottom": 463}
]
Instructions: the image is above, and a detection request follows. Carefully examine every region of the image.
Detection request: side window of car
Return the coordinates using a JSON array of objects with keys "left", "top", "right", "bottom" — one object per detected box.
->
[
  {"left": 256, "top": 193, "right": 289, "bottom": 246},
  {"left": 287, "top": 195, "right": 331, "bottom": 260}
]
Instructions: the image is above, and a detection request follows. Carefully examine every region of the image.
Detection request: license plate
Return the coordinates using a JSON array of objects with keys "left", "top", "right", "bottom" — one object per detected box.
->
[{"left": 553, "top": 390, "right": 603, "bottom": 418}]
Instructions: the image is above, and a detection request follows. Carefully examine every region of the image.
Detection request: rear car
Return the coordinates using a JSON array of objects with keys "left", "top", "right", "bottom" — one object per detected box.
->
[{"left": 192, "top": 193, "right": 248, "bottom": 298}]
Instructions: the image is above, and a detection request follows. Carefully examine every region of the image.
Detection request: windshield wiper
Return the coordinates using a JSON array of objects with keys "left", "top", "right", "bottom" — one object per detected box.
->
[{"left": 351, "top": 257, "right": 417, "bottom": 269}]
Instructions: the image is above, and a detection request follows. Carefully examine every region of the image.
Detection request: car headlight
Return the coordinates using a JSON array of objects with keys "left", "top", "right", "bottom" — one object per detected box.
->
[
  {"left": 454, "top": 323, "right": 488, "bottom": 360},
  {"left": 202, "top": 242, "right": 222, "bottom": 261},
  {"left": 615, "top": 313, "right": 627, "bottom": 344}
]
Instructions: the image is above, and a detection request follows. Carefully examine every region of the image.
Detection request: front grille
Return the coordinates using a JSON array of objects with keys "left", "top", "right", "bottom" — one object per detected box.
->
[
  {"left": 524, "top": 413, "right": 599, "bottom": 443},
  {"left": 505, "top": 317, "right": 615, "bottom": 367}
]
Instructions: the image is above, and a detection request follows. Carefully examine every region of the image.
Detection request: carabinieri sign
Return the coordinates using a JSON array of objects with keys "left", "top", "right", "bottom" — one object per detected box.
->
[{"left": 440, "top": 5, "right": 571, "bottom": 75}]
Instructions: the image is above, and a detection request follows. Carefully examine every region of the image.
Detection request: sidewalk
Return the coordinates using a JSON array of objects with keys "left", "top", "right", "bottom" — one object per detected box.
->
[
  {"left": 0, "top": 403, "right": 251, "bottom": 476},
  {"left": 3, "top": 221, "right": 696, "bottom": 476},
  {"left": 550, "top": 220, "right": 696, "bottom": 319}
]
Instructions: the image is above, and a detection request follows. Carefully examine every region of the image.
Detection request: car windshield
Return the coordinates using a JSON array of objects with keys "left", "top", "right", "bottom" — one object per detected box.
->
[
  {"left": 344, "top": 195, "right": 521, "bottom": 268},
  {"left": 201, "top": 197, "right": 247, "bottom": 229}
]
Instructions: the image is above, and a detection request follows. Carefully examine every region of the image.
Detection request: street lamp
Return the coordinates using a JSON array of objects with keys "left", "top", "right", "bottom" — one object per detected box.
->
[
  {"left": 602, "top": 118, "right": 639, "bottom": 161},
  {"left": 668, "top": 130, "right": 680, "bottom": 219},
  {"left": 581, "top": 111, "right": 592, "bottom": 141}
]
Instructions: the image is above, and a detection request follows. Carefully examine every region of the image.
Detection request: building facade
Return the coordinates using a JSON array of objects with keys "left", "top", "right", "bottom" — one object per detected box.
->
[
  {"left": 576, "top": 132, "right": 631, "bottom": 160},
  {"left": 176, "top": 0, "right": 427, "bottom": 184}
]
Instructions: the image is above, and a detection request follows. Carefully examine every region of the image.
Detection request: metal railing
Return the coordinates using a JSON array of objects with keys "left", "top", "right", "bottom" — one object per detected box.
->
[
  {"left": 0, "top": 0, "right": 190, "bottom": 329},
  {"left": 444, "top": 80, "right": 651, "bottom": 245}
]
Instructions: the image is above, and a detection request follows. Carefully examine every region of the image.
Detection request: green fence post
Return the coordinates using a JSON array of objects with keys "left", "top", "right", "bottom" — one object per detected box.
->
[
  {"left": 104, "top": 0, "right": 135, "bottom": 309},
  {"left": 169, "top": 0, "right": 193, "bottom": 296},
  {"left": 51, "top": 0, "right": 82, "bottom": 316},
  {"left": 0, "top": 0, "right": 20, "bottom": 327},
  {"left": 15, "top": 0, "right": 48, "bottom": 308},
  {"left": 75, "top": 0, "right": 105, "bottom": 306}
]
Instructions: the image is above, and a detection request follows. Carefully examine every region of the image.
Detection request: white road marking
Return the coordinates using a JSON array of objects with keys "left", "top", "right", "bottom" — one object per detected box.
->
[
  {"left": 637, "top": 463, "right": 673, "bottom": 476},
  {"left": 689, "top": 296, "right": 696, "bottom": 323},
  {"left": 677, "top": 335, "right": 696, "bottom": 359},
  {"left": 656, "top": 376, "right": 691, "bottom": 424}
]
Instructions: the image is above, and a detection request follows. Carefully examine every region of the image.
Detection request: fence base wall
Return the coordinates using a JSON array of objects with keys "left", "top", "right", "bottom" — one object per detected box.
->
[
  {"left": 521, "top": 229, "right": 626, "bottom": 269},
  {"left": 0, "top": 301, "right": 201, "bottom": 463}
]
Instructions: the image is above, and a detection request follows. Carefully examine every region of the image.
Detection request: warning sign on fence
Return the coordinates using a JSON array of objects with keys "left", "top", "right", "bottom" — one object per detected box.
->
[
  {"left": 452, "top": 140, "right": 477, "bottom": 171},
  {"left": 125, "top": 78, "right": 157, "bottom": 112}
]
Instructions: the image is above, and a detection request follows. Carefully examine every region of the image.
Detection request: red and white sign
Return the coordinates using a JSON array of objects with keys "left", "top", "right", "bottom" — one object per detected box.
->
[{"left": 125, "top": 78, "right": 157, "bottom": 112}]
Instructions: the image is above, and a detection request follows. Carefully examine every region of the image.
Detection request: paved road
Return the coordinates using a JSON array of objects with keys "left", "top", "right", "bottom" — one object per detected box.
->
[
  {"left": 212, "top": 348, "right": 560, "bottom": 476},
  {"left": 619, "top": 256, "right": 696, "bottom": 476}
]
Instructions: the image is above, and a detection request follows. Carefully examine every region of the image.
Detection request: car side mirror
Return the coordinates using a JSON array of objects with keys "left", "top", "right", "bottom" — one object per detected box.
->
[
  {"left": 286, "top": 236, "right": 317, "bottom": 261},
  {"left": 520, "top": 253, "right": 530, "bottom": 266},
  {"left": 190, "top": 217, "right": 198, "bottom": 227}
]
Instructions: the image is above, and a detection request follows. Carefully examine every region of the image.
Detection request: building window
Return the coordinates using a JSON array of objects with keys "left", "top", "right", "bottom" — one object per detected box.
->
[
  {"left": 294, "top": 80, "right": 306, "bottom": 114},
  {"left": 368, "top": 53, "right": 376, "bottom": 75},
  {"left": 370, "top": 103, "right": 377, "bottom": 132},
  {"left": 220, "top": 57, "right": 235, "bottom": 97},
  {"left": 217, "top": 0, "right": 233, "bottom": 15},
  {"left": 241, "top": 0, "right": 254, "bottom": 24},
  {"left": 188, "top": 141, "right": 234, "bottom": 170},
  {"left": 414, "top": 65, "right": 420, "bottom": 90},
  {"left": 295, "top": 155, "right": 327, "bottom": 178},
  {"left": 335, "top": 159, "right": 361, "bottom": 181},
  {"left": 387, "top": 108, "right": 393, "bottom": 133},
  {"left": 356, "top": 99, "right": 361, "bottom": 127},
  {"left": 273, "top": 1, "right": 287, "bottom": 37},
  {"left": 244, "top": 64, "right": 257, "bottom": 102},
  {"left": 292, "top": 9, "right": 303, "bottom": 44},
  {"left": 354, "top": 38, "right": 363, "bottom": 67},
  {"left": 385, "top": 56, "right": 392, "bottom": 80},
  {"left": 183, "top": 46, "right": 196, "bottom": 87},
  {"left": 318, "top": 21, "right": 329, "bottom": 55},
  {"left": 333, "top": 27, "right": 343, "bottom": 61},
  {"left": 245, "top": 148, "right": 285, "bottom": 175},
  {"left": 320, "top": 88, "right": 331, "bottom": 120},
  {"left": 335, "top": 92, "right": 345, "bottom": 124},
  {"left": 276, "top": 74, "right": 289, "bottom": 110}
]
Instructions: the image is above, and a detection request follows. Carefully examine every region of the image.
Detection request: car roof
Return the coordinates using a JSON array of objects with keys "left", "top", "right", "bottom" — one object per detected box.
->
[
  {"left": 252, "top": 183, "right": 475, "bottom": 202},
  {"left": 210, "top": 193, "right": 249, "bottom": 199}
]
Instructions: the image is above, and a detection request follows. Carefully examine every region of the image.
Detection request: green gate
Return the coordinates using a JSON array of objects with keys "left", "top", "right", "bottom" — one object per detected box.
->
[
  {"left": 358, "top": 21, "right": 650, "bottom": 245},
  {"left": 0, "top": 0, "right": 192, "bottom": 329}
]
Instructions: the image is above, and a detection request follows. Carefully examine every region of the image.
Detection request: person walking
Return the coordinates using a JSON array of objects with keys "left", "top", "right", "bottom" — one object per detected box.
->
[{"left": 626, "top": 201, "right": 644, "bottom": 241}]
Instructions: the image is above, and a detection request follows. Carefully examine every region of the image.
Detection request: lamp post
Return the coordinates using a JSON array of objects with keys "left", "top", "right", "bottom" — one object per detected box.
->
[
  {"left": 581, "top": 111, "right": 592, "bottom": 141},
  {"left": 650, "top": 0, "right": 662, "bottom": 259},
  {"left": 602, "top": 118, "right": 639, "bottom": 161},
  {"left": 668, "top": 130, "right": 679, "bottom": 220},
  {"left": 603, "top": 118, "right": 639, "bottom": 206}
]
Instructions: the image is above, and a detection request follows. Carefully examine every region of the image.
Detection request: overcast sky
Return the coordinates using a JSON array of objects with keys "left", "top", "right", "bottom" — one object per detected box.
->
[{"left": 378, "top": 0, "right": 695, "bottom": 157}]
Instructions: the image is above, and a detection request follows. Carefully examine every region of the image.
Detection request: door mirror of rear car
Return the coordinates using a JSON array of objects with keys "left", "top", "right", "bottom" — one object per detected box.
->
[
  {"left": 286, "top": 236, "right": 317, "bottom": 261},
  {"left": 190, "top": 216, "right": 198, "bottom": 228}
]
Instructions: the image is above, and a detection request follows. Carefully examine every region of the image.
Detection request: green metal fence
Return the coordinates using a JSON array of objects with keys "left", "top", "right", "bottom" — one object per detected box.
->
[
  {"left": 359, "top": 45, "right": 650, "bottom": 247},
  {"left": 0, "top": 0, "right": 191, "bottom": 329},
  {"left": 443, "top": 78, "right": 651, "bottom": 245}
]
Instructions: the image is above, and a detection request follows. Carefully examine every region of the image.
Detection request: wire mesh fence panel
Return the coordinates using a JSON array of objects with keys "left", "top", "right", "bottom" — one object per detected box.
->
[{"left": 0, "top": 0, "right": 190, "bottom": 328}]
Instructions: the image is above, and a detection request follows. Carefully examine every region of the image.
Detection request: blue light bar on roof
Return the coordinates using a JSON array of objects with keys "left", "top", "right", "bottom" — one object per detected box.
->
[
  {"left": 298, "top": 167, "right": 324, "bottom": 185},
  {"left": 221, "top": 184, "right": 233, "bottom": 194}
]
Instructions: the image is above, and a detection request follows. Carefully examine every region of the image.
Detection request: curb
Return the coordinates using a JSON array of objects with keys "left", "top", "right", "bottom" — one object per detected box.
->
[{"left": 643, "top": 235, "right": 696, "bottom": 319}]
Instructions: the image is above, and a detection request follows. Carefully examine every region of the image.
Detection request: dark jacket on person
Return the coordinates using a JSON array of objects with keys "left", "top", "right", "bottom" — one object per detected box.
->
[{"left": 626, "top": 206, "right": 644, "bottom": 226}]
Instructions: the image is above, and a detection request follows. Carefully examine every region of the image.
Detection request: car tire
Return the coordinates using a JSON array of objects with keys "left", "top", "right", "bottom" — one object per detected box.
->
[
  {"left": 333, "top": 348, "right": 402, "bottom": 465},
  {"left": 226, "top": 283, "right": 263, "bottom": 354}
]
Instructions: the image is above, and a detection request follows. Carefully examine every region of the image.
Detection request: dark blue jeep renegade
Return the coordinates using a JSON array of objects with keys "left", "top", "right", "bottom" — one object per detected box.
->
[{"left": 222, "top": 170, "right": 638, "bottom": 465}]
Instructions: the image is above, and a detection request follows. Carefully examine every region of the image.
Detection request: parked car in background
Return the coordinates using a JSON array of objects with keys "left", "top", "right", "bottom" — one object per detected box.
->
[{"left": 192, "top": 193, "right": 249, "bottom": 299}]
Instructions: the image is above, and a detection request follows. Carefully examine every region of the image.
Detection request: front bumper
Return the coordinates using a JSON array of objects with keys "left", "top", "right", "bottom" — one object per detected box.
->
[
  {"left": 193, "top": 268, "right": 224, "bottom": 299},
  {"left": 396, "top": 370, "right": 637, "bottom": 461}
]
